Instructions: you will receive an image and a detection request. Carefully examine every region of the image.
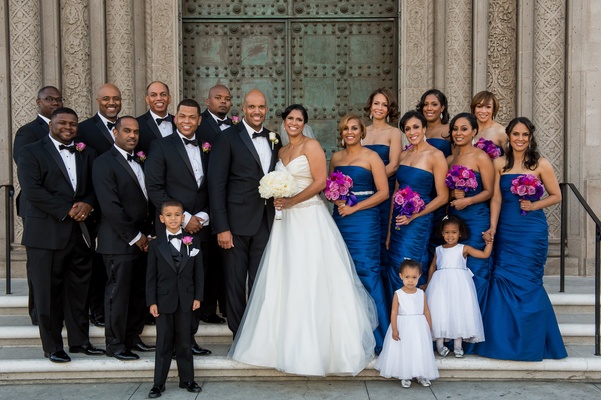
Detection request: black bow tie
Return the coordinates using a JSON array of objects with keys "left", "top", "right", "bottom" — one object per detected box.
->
[
  {"left": 59, "top": 144, "right": 76, "bottom": 153},
  {"left": 252, "top": 130, "right": 268, "bottom": 139},
  {"left": 127, "top": 154, "right": 136, "bottom": 162},
  {"left": 168, "top": 233, "right": 183, "bottom": 241},
  {"left": 183, "top": 138, "right": 198, "bottom": 146},
  {"left": 156, "top": 116, "right": 172, "bottom": 125},
  {"left": 216, "top": 119, "right": 228, "bottom": 126},
  {"left": 107, "top": 122, "right": 116, "bottom": 131}
]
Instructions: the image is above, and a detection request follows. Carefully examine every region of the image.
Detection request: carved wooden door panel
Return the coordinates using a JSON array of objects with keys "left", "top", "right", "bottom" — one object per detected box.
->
[{"left": 182, "top": 0, "right": 398, "bottom": 158}]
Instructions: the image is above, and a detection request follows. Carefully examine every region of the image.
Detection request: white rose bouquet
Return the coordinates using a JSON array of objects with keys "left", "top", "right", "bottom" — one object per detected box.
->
[{"left": 259, "top": 170, "right": 297, "bottom": 220}]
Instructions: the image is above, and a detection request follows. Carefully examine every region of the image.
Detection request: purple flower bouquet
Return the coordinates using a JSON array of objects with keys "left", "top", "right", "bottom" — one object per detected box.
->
[
  {"left": 445, "top": 165, "right": 478, "bottom": 193},
  {"left": 475, "top": 137, "right": 502, "bottom": 160},
  {"left": 392, "top": 186, "right": 425, "bottom": 229},
  {"left": 324, "top": 171, "right": 357, "bottom": 206},
  {"left": 510, "top": 174, "right": 545, "bottom": 215}
]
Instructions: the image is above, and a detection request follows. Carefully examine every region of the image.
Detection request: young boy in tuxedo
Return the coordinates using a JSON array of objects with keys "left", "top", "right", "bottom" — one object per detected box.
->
[{"left": 146, "top": 200, "right": 203, "bottom": 398}]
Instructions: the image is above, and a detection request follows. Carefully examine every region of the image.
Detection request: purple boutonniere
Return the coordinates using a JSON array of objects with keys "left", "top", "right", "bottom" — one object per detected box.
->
[
  {"left": 232, "top": 116, "right": 240, "bottom": 125},
  {"left": 76, "top": 142, "right": 86, "bottom": 152},
  {"left": 202, "top": 142, "right": 211, "bottom": 153},
  {"left": 136, "top": 151, "right": 146, "bottom": 162},
  {"left": 182, "top": 236, "right": 193, "bottom": 255}
]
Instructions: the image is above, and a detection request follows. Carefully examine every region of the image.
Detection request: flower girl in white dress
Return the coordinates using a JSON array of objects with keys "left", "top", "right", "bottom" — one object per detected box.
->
[
  {"left": 375, "top": 259, "right": 438, "bottom": 388},
  {"left": 425, "top": 215, "right": 491, "bottom": 357}
]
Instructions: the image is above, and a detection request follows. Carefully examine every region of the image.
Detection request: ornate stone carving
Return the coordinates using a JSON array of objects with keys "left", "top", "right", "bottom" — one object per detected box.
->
[
  {"left": 533, "top": 0, "right": 565, "bottom": 238},
  {"left": 445, "top": 0, "right": 472, "bottom": 115},
  {"left": 487, "top": 0, "right": 517, "bottom": 126},
  {"left": 9, "top": 0, "right": 43, "bottom": 241},
  {"left": 60, "top": 0, "right": 92, "bottom": 118},
  {"left": 107, "top": 0, "right": 135, "bottom": 115},
  {"left": 399, "top": 0, "right": 434, "bottom": 113}
]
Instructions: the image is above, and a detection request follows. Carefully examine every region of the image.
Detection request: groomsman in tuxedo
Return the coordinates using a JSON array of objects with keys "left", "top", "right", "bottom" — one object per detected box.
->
[
  {"left": 208, "top": 89, "right": 281, "bottom": 336},
  {"left": 17, "top": 107, "right": 105, "bottom": 362},
  {"left": 77, "top": 83, "right": 123, "bottom": 328},
  {"left": 137, "top": 81, "right": 175, "bottom": 155},
  {"left": 92, "top": 116, "right": 154, "bottom": 360},
  {"left": 196, "top": 84, "right": 233, "bottom": 325},
  {"left": 145, "top": 99, "right": 212, "bottom": 356},
  {"left": 12, "top": 85, "right": 63, "bottom": 326}
]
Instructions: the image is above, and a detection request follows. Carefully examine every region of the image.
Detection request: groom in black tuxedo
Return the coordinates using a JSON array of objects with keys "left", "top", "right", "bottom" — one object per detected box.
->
[
  {"left": 208, "top": 89, "right": 281, "bottom": 336},
  {"left": 17, "top": 107, "right": 104, "bottom": 362}
]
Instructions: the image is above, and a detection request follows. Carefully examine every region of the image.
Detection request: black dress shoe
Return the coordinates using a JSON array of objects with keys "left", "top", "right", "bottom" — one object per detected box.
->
[
  {"left": 44, "top": 350, "right": 71, "bottom": 363},
  {"left": 109, "top": 349, "right": 140, "bottom": 361},
  {"left": 132, "top": 341, "right": 156, "bottom": 352},
  {"left": 200, "top": 313, "right": 226, "bottom": 324},
  {"left": 90, "top": 314, "right": 105, "bottom": 327},
  {"left": 69, "top": 344, "right": 106, "bottom": 356},
  {"left": 179, "top": 381, "right": 201, "bottom": 392},
  {"left": 148, "top": 384, "right": 165, "bottom": 398},
  {"left": 191, "top": 343, "right": 211, "bottom": 356}
]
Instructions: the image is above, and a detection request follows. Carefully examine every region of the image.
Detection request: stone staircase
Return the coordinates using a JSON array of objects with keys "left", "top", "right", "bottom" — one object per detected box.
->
[{"left": 0, "top": 277, "right": 600, "bottom": 384}]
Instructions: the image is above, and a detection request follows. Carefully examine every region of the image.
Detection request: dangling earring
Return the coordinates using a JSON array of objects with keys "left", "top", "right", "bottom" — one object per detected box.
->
[
  {"left": 369, "top": 113, "right": 373, "bottom": 120},
  {"left": 386, "top": 115, "right": 390, "bottom": 123},
  {"left": 440, "top": 113, "right": 443, "bottom": 120},
  {"left": 423, "top": 135, "right": 427, "bottom": 143},
  {"left": 471, "top": 136, "right": 476, "bottom": 146},
  {"left": 341, "top": 138, "right": 345, "bottom": 147},
  {"left": 360, "top": 138, "right": 363, "bottom": 146}
]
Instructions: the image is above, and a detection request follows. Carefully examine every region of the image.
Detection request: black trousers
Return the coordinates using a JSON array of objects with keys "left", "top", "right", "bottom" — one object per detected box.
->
[{"left": 154, "top": 305, "right": 194, "bottom": 385}]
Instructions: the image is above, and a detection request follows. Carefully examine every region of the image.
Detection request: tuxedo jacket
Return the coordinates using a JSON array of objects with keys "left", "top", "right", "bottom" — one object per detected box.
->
[
  {"left": 146, "top": 234, "right": 204, "bottom": 314},
  {"left": 197, "top": 109, "right": 232, "bottom": 146},
  {"left": 92, "top": 146, "right": 152, "bottom": 255},
  {"left": 145, "top": 133, "right": 210, "bottom": 240},
  {"left": 208, "top": 122, "right": 281, "bottom": 237},
  {"left": 136, "top": 111, "right": 176, "bottom": 155},
  {"left": 13, "top": 116, "right": 49, "bottom": 163},
  {"left": 78, "top": 113, "right": 115, "bottom": 155},
  {"left": 17, "top": 136, "right": 97, "bottom": 250}
]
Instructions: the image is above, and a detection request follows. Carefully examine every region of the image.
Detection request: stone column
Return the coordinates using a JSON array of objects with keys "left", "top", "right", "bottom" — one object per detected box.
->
[
  {"left": 472, "top": 0, "right": 489, "bottom": 93},
  {"left": 444, "top": 0, "right": 472, "bottom": 115},
  {"left": 399, "top": 0, "right": 434, "bottom": 114},
  {"left": 60, "top": 0, "right": 92, "bottom": 118},
  {"left": 532, "top": 0, "right": 565, "bottom": 241}
]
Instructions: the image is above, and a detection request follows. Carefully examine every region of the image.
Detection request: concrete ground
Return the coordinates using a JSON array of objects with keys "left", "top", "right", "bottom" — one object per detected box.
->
[{"left": 0, "top": 380, "right": 600, "bottom": 400}]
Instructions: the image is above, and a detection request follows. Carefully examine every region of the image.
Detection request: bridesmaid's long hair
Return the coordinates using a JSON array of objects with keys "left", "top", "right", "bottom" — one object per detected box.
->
[
  {"left": 416, "top": 89, "right": 450, "bottom": 124},
  {"left": 503, "top": 117, "right": 540, "bottom": 172},
  {"left": 363, "top": 87, "right": 400, "bottom": 124},
  {"left": 445, "top": 112, "right": 478, "bottom": 145}
]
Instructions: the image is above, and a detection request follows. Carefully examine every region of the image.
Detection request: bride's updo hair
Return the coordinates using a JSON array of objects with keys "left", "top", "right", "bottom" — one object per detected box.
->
[
  {"left": 282, "top": 104, "right": 308, "bottom": 123},
  {"left": 338, "top": 113, "right": 366, "bottom": 148}
]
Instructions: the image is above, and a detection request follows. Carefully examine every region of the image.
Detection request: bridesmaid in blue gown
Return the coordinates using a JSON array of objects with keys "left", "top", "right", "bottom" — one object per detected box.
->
[
  {"left": 330, "top": 114, "right": 390, "bottom": 353},
  {"left": 417, "top": 89, "right": 452, "bottom": 158},
  {"left": 386, "top": 111, "right": 448, "bottom": 298},
  {"left": 446, "top": 113, "right": 494, "bottom": 310},
  {"left": 362, "top": 88, "right": 402, "bottom": 283},
  {"left": 478, "top": 117, "right": 567, "bottom": 361},
  {"left": 471, "top": 91, "right": 507, "bottom": 157}
]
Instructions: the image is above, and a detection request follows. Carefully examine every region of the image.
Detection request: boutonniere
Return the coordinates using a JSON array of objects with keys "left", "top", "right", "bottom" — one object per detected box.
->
[
  {"left": 136, "top": 151, "right": 146, "bottom": 162},
  {"left": 269, "top": 131, "right": 279, "bottom": 149},
  {"left": 202, "top": 142, "right": 211, "bottom": 153},
  {"left": 76, "top": 142, "right": 87, "bottom": 152},
  {"left": 181, "top": 236, "right": 193, "bottom": 255},
  {"left": 232, "top": 116, "right": 240, "bottom": 125}
]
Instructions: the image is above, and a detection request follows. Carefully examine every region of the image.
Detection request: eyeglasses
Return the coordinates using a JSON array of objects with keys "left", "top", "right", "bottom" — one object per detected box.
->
[{"left": 39, "top": 97, "right": 64, "bottom": 103}]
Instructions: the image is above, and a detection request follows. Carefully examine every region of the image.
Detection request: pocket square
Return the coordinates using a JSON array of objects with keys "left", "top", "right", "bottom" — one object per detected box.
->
[{"left": 190, "top": 248, "right": 200, "bottom": 257}]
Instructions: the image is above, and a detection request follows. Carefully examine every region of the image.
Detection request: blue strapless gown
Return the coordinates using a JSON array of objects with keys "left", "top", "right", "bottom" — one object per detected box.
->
[
  {"left": 333, "top": 166, "right": 389, "bottom": 354},
  {"left": 387, "top": 165, "right": 433, "bottom": 299},
  {"left": 427, "top": 138, "right": 452, "bottom": 158},
  {"left": 476, "top": 175, "right": 567, "bottom": 361},
  {"left": 364, "top": 145, "right": 395, "bottom": 279}
]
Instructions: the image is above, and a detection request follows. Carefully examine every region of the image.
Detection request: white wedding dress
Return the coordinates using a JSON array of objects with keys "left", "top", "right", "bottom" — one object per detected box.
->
[{"left": 228, "top": 155, "right": 377, "bottom": 376}]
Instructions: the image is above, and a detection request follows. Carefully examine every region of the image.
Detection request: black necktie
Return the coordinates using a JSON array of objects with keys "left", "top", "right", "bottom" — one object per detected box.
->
[
  {"left": 252, "top": 130, "right": 268, "bottom": 139},
  {"left": 216, "top": 119, "right": 228, "bottom": 126},
  {"left": 168, "top": 233, "right": 182, "bottom": 241},
  {"left": 127, "top": 154, "right": 135, "bottom": 162},
  {"left": 107, "top": 122, "right": 116, "bottom": 131},
  {"left": 59, "top": 144, "right": 76, "bottom": 153},
  {"left": 156, "top": 116, "right": 172, "bottom": 125},
  {"left": 183, "top": 138, "right": 198, "bottom": 146}
]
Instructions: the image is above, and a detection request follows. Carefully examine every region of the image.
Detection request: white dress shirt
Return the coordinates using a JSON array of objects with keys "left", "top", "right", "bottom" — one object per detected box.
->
[
  {"left": 150, "top": 110, "right": 174, "bottom": 138},
  {"left": 208, "top": 110, "right": 230, "bottom": 131},
  {"left": 167, "top": 229, "right": 183, "bottom": 252},
  {"left": 49, "top": 135, "right": 77, "bottom": 191},
  {"left": 242, "top": 119, "right": 271, "bottom": 175}
]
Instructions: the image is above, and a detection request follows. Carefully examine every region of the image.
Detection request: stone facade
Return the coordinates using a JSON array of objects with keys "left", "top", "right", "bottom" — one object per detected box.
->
[{"left": 0, "top": 0, "right": 598, "bottom": 274}]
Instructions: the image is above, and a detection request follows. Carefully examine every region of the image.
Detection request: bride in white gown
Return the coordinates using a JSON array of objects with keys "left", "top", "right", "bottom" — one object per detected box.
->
[{"left": 228, "top": 104, "right": 377, "bottom": 376}]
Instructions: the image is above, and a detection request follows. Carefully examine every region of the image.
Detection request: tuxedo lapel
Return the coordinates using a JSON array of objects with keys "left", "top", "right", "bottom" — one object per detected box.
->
[
  {"left": 144, "top": 112, "right": 163, "bottom": 140},
  {"left": 158, "top": 239, "right": 177, "bottom": 273},
  {"left": 94, "top": 115, "right": 115, "bottom": 145},
  {"left": 35, "top": 116, "right": 49, "bottom": 131},
  {"left": 170, "top": 134, "right": 196, "bottom": 180},
  {"left": 42, "top": 138, "right": 73, "bottom": 193},
  {"left": 112, "top": 147, "right": 144, "bottom": 195},
  {"left": 75, "top": 151, "right": 84, "bottom": 196},
  {"left": 237, "top": 125, "right": 262, "bottom": 169}
]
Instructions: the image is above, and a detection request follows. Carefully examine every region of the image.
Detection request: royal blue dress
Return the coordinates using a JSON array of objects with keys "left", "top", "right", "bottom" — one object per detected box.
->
[
  {"left": 476, "top": 174, "right": 567, "bottom": 361},
  {"left": 387, "top": 165, "right": 433, "bottom": 298},
  {"left": 427, "top": 138, "right": 452, "bottom": 158},
  {"left": 333, "top": 166, "right": 389, "bottom": 354},
  {"left": 364, "top": 145, "right": 395, "bottom": 279}
]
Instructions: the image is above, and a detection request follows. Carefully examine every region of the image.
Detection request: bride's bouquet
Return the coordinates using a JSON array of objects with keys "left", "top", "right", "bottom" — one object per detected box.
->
[
  {"left": 509, "top": 174, "right": 544, "bottom": 216},
  {"left": 392, "top": 186, "right": 425, "bottom": 230},
  {"left": 259, "top": 170, "right": 297, "bottom": 220},
  {"left": 324, "top": 171, "right": 357, "bottom": 206}
]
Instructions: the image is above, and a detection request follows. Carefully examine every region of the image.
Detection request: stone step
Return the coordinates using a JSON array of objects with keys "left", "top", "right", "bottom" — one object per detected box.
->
[{"left": 0, "top": 344, "right": 599, "bottom": 383}]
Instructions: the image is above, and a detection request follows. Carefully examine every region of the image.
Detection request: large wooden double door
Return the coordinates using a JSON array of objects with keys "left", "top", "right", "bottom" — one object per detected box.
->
[{"left": 182, "top": 0, "right": 398, "bottom": 157}]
